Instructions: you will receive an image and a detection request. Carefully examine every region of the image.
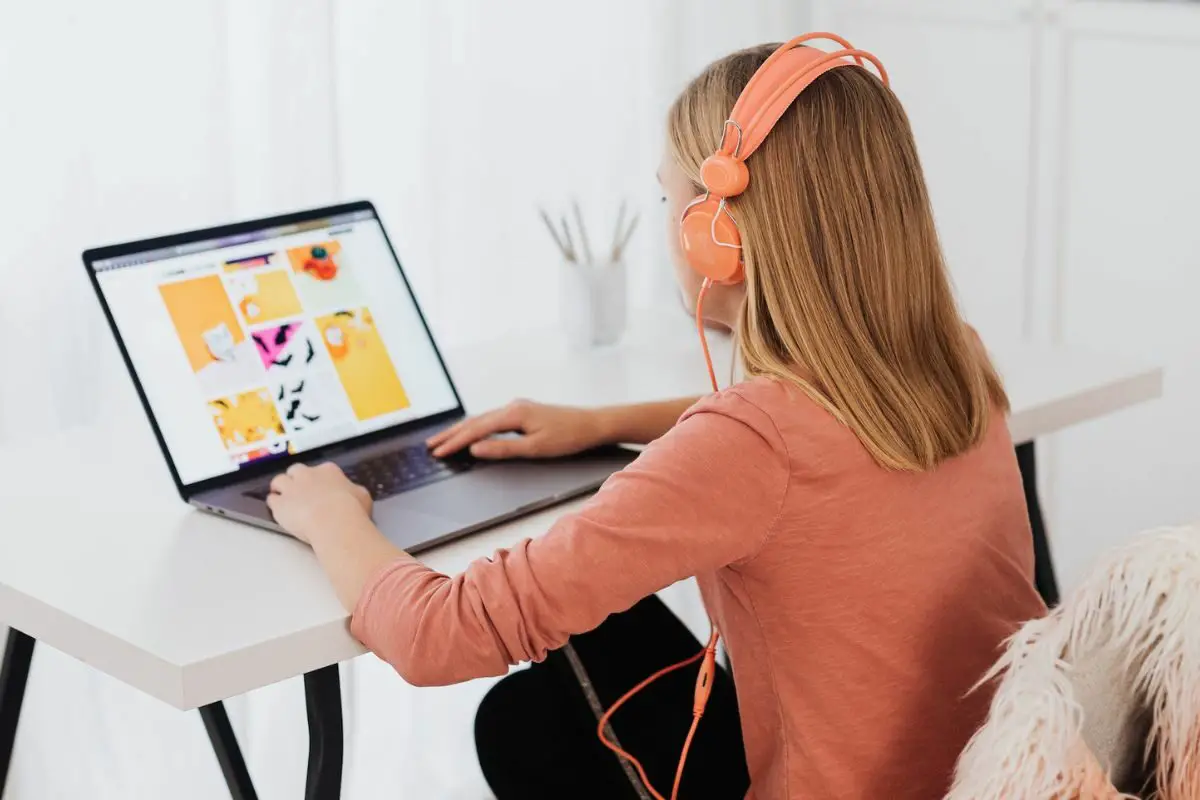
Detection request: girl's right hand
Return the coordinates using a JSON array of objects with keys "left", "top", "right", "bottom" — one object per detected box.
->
[{"left": 427, "top": 400, "right": 607, "bottom": 460}]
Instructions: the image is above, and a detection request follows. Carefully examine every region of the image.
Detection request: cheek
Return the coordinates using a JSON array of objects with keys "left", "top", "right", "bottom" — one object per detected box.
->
[
  {"left": 665, "top": 197, "right": 694, "bottom": 277},
  {"left": 664, "top": 196, "right": 707, "bottom": 309},
  {"left": 670, "top": 254, "right": 704, "bottom": 315},
  {"left": 664, "top": 197, "right": 683, "bottom": 258}
]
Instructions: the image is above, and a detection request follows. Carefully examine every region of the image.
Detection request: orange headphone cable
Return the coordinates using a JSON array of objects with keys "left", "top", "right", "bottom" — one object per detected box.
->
[
  {"left": 596, "top": 627, "right": 721, "bottom": 800},
  {"left": 695, "top": 278, "right": 720, "bottom": 394},
  {"left": 594, "top": 279, "right": 723, "bottom": 800}
]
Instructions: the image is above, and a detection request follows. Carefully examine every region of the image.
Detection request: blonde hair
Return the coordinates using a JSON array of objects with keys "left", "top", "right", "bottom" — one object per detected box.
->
[{"left": 667, "top": 44, "right": 1008, "bottom": 471}]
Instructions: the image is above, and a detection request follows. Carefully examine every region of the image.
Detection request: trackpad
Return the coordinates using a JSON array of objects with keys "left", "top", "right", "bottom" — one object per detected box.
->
[
  {"left": 400, "top": 471, "right": 532, "bottom": 522},
  {"left": 373, "top": 503, "right": 461, "bottom": 552},
  {"left": 404, "top": 463, "right": 595, "bottom": 523}
]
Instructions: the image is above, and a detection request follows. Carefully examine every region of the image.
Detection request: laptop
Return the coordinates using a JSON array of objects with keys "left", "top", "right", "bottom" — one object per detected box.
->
[{"left": 83, "top": 200, "right": 635, "bottom": 553}]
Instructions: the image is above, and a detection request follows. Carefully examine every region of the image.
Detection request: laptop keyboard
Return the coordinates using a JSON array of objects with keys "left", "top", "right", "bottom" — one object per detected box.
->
[{"left": 245, "top": 443, "right": 475, "bottom": 502}]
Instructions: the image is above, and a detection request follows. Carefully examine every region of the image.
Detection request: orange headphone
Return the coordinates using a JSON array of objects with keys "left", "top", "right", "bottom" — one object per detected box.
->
[
  {"left": 597, "top": 33, "right": 888, "bottom": 800},
  {"left": 679, "top": 32, "right": 889, "bottom": 286}
]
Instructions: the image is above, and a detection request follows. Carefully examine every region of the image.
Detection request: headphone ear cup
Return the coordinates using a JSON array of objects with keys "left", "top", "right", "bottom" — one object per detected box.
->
[
  {"left": 679, "top": 197, "right": 745, "bottom": 284},
  {"left": 701, "top": 154, "right": 750, "bottom": 198}
]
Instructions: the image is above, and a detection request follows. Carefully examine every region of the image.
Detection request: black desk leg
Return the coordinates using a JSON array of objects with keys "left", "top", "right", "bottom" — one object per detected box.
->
[
  {"left": 0, "top": 628, "right": 34, "bottom": 798},
  {"left": 2, "top": 631, "right": 342, "bottom": 800},
  {"left": 1016, "top": 441, "right": 1061, "bottom": 607},
  {"left": 304, "top": 664, "right": 343, "bottom": 800},
  {"left": 200, "top": 701, "right": 258, "bottom": 800}
]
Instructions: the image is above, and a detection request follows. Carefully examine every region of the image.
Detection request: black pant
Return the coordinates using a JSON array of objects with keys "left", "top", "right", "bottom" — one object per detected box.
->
[{"left": 475, "top": 596, "right": 750, "bottom": 799}]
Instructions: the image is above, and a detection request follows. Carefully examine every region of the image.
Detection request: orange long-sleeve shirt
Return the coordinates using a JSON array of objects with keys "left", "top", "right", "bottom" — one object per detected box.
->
[{"left": 351, "top": 377, "right": 1045, "bottom": 798}]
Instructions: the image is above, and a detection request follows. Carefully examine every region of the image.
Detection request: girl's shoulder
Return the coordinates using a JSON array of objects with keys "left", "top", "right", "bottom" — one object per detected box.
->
[
  {"left": 724, "top": 375, "right": 836, "bottom": 425},
  {"left": 680, "top": 376, "right": 842, "bottom": 452}
]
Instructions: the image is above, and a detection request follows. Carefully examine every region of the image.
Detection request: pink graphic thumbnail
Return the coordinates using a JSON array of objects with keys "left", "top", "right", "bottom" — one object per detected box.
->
[{"left": 252, "top": 323, "right": 300, "bottom": 369}]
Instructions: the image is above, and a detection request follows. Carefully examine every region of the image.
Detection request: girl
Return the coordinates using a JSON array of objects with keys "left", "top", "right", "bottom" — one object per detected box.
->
[{"left": 267, "top": 36, "right": 1046, "bottom": 799}]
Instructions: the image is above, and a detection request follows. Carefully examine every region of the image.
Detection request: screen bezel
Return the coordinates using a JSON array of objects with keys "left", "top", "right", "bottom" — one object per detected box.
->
[{"left": 83, "top": 199, "right": 466, "bottom": 499}]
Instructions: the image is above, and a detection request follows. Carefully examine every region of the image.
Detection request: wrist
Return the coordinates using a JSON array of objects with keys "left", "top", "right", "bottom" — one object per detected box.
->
[
  {"left": 307, "top": 511, "right": 376, "bottom": 556},
  {"left": 590, "top": 406, "right": 623, "bottom": 446},
  {"left": 309, "top": 515, "right": 407, "bottom": 613}
]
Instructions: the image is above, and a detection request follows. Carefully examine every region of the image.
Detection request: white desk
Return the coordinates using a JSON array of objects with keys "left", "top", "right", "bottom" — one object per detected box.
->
[{"left": 0, "top": 314, "right": 1163, "bottom": 799}]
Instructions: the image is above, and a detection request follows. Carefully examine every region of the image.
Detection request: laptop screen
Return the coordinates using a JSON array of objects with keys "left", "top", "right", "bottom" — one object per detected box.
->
[{"left": 90, "top": 206, "right": 459, "bottom": 487}]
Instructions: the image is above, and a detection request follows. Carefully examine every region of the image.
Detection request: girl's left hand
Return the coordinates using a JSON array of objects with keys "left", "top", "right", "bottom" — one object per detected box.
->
[{"left": 268, "top": 463, "right": 373, "bottom": 545}]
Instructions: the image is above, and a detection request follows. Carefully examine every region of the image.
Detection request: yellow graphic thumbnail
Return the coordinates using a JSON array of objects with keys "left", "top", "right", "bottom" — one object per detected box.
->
[
  {"left": 226, "top": 270, "right": 303, "bottom": 325},
  {"left": 208, "top": 388, "right": 286, "bottom": 450},
  {"left": 316, "top": 308, "right": 409, "bottom": 421}
]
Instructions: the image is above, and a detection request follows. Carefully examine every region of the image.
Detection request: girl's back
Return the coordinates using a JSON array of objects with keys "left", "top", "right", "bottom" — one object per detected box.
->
[{"left": 695, "top": 377, "right": 1044, "bottom": 797}]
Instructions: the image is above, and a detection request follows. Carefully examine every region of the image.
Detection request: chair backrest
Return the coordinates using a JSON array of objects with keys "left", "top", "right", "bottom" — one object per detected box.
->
[
  {"left": 946, "top": 525, "right": 1200, "bottom": 800},
  {"left": 1071, "top": 644, "right": 1150, "bottom": 792}
]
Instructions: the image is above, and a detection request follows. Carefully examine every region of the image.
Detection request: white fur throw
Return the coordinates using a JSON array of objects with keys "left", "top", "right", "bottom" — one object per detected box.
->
[{"left": 946, "top": 525, "right": 1200, "bottom": 799}]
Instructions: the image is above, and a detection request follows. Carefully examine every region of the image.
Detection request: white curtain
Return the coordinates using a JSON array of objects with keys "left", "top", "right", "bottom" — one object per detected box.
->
[{"left": 1, "top": 0, "right": 807, "bottom": 797}]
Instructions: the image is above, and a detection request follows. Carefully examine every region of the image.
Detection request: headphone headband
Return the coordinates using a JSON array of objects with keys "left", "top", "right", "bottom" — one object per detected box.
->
[{"left": 718, "top": 33, "right": 889, "bottom": 165}]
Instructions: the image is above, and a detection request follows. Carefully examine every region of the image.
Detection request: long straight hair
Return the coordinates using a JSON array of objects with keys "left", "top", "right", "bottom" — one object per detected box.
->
[{"left": 668, "top": 45, "right": 1008, "bottom": 471}]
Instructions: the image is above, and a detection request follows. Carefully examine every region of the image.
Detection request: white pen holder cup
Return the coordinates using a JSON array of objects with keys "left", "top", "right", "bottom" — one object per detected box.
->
[{"left": 559, "top": 259, "right": 627, "bottom": 348}]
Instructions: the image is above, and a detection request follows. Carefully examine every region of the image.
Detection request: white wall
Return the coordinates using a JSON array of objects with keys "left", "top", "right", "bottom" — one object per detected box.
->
[
  {"left": 333, "top": 0, "right": 811, "bottom": 350},
  {"left": 1, "top": 1, "right": 231, "bottom": 441},
  {"left": 813, "top": 0, "right": 1199, "bottom": 590},
  {"left": 1049, "top": 2, "right": 1200, "bottom": 588}
]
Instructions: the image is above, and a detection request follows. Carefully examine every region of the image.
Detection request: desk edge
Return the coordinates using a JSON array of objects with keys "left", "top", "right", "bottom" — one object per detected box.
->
[{"left": 1009, "top": 365, "right": 1164, "bottom": 444}]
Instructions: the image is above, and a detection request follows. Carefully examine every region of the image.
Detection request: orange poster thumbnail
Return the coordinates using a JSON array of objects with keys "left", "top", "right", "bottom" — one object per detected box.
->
[
  {"left": 159, "top": 275, "right": 247, "bottom": 373},
  {"left": 316, "top": 308, "right": 409, "bottom": 421},
  {"left": 159, "top": 275, "right": 265, "bottom": 396}
]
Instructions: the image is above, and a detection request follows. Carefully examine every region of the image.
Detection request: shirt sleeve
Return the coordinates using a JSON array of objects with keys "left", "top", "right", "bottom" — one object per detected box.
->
[{"left": 349, "top": 389, "right": 790, "bottom": 686}]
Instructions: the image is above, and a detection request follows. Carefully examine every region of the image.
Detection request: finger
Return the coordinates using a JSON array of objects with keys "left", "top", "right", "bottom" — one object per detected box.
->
[
  {"left": 269, "top": 473, "right": 293, "bottom": 494},
  {"left": 470, "top": 436, "right": 536, "bottom": 460},
  {"left": 428, "top": 407, "right": 503, "bottom": 449},
  {"left": 427, "top": 400, "right": 530, "bottom": 450},
  {"left": 265, "top": 494, "right": 302, "bottom": 540},
  {"left": 287, "top": 462, "right": 310, "bottom": 477},
  {"left": 430, "top": 412, "right": 504, "bottom": 456},
  {"left": 315, "top": 461, "right": 344, "bottom": 476},
  {"left": 432, "top": 406, "right": 523, "bottom": 457},
  {"left": 426, "top": 419, "right": 469, "bottom": 448},
  {"left": 353, "top": 485, "right": 372, "bottom": 511}
]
